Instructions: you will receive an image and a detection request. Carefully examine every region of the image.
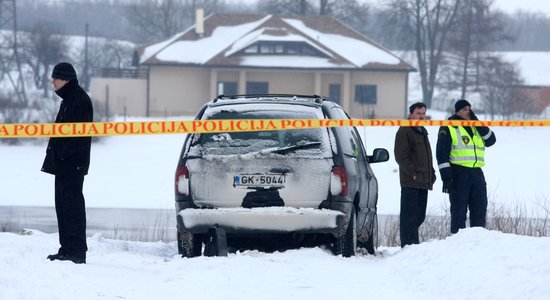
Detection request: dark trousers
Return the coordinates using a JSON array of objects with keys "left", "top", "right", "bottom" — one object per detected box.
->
[
  {"left": 449, "top": 166, "right": 487, "bottom": 234},
  {"left": 400, "top": 187, "right": 428, "bottom": 247},
  {"left": 55, "top": 174, "right": 87, "bottom": 258}
]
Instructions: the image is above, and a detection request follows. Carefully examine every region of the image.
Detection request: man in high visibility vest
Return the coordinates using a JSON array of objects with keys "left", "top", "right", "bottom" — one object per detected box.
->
[{"left": 436, "top": 99, "right": 496, "bottom": 234}]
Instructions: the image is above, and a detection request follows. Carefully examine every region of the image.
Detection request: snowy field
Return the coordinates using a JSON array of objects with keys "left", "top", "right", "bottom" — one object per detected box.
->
[
  {"left": 1, "top": 114, "right": 549, "bottom": 299},
  {"left": 1, "top": 228, "right": 549, "bottom": 299},
  {"left": 1, "top": 113, "right": 548, "bottom": 216}
]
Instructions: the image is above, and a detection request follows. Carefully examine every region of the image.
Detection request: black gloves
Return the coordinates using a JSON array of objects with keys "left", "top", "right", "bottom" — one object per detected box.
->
[
  {"left": 442, "top": 179, "right": 452, "bottom": 194},
  {"left": 470, "top": 110, "right": 478, "bottom": 120}
]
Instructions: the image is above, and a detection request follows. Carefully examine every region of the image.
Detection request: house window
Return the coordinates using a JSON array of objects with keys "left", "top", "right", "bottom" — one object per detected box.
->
[
  {"left": 246, "top": 82, "right": 269, "bottom": 94},
  {"left": 355, "top": 85, "right": 377, "bottom": 104},
  {"left": 244, "top": 44, "right": 258, "bottom": 54},
  {"left": 260, "top": 44, "right": 271, "bottom": 54},
  {"left": 239, "top": 42, "right": 328, "bottom": 58},
  {"left": 329, "top": 84, "right": 341, "bottom": 104},
  {"left": 217, "top": 81, "right": 238, "bottom": 96},
  {"left": 274, "top": 44, "right": 284, "bottom": 54}
]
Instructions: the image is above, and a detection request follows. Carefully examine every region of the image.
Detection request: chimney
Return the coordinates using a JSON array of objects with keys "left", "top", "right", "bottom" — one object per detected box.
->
[{"left": 195, "top": 8, "right": 204, "bottom": 37}]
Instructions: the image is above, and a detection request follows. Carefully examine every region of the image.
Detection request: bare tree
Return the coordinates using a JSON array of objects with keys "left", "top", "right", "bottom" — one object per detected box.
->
[
  {"left": 126, "top": 0, "right": 221, "bottom": 43},
  {"left": 74, "top": 39, "right": 134, "bottom": 81},
  {"left": 20, "top": 22, "right": 68, "bottom": 98},
  {"left": 258, "top": 0, "right": 369, "bottom": 32},
  {"left": 321, "top": 0, "right": 370, "bottom": 30},
  {"left": 259, "top": 0, "right": 312, "bottom": 15},
  {"left": 478, "top": 55, "right": 525, "bottom": 119},
  {"left": 385, "top": 0, "right": 461, "bottom": 108},
  {"left": 446, "top": 0, "right": 514, "bottom": 98}
]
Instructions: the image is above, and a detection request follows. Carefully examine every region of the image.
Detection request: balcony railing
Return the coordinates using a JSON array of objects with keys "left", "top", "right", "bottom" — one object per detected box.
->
[{"left": 97, "top": 68, "right": 147, "bottom": 79}]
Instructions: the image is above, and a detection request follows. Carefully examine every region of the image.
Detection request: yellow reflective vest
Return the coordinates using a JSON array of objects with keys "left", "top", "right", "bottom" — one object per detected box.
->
[{"left": 448, "top": 126, "right": 485, "bottom": 168}]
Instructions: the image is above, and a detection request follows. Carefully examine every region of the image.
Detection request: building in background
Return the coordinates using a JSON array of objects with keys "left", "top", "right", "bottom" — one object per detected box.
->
[{"left": 90, "top": 13, "right": 415, "bottom": 119}]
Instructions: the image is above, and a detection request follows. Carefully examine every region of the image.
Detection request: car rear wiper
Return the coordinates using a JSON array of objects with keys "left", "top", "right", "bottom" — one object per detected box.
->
[
  {"left": 238, "top": 142, "right": 321, "bottom": 158},
  {"left": 270, "top": 142, "right": 322, "bottom": 154}
]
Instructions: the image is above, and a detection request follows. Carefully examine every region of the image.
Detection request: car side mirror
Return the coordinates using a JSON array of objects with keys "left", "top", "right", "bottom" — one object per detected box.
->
[{"left": 369, "top": 148, "right": 389, "bottom": 163}]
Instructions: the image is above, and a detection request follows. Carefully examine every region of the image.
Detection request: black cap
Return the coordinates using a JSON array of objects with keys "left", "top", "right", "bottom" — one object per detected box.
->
[
  {"left": 454, "top": 99, "right": 471, "bottom": 112},
  {"left": 51, "top": 62, "right": 77, "bottom": 81}
]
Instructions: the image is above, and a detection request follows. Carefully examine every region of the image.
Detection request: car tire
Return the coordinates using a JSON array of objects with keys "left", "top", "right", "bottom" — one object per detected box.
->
[
  {"left": 365, "top": 213, "right": 378, "bottom": 255},
  {"left": 177, "top": 226, "right": 203, "bottom": 258},
  {"left": 333, "top": 207, "right": 357, "bottom": 257}
]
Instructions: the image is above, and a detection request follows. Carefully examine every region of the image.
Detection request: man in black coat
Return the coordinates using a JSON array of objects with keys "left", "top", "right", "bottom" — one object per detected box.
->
[
  {"left": 436, "top": 99, "right": 496, "bottom": 234},
  {"left": 394, "top": 102, "right": 436, "bottom": 247},
  {"left": 42, "top": 62, "right": 93, "bottom": 264}
]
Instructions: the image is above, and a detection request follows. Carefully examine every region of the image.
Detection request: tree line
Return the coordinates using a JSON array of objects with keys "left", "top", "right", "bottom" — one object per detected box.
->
[
  {"left": 14, "top": 0, "right": 550, "bottom": 49},
  {"left": 2, "top": 0, "right": 549, "bottom": 122}
]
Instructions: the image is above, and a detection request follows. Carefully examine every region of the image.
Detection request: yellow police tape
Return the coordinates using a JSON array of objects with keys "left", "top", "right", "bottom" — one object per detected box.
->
[{"left": 1, "top": 119, "right": 549, "bottom": 138}]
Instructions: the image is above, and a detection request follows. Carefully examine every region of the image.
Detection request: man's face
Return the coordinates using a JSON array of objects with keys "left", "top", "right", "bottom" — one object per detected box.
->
[
  {"left": 51, "top": 78, "right": 68, "bottom": 91},
  {"left": 456, "top": 106, "right": 471, "bottom": 120},
  {"left": 410, "top": 107, "right": 427, "bottom": 120}
]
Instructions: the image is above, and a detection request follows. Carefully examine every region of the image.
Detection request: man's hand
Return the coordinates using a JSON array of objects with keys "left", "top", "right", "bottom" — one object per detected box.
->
[
  {"left": 442, "top": 179, "right": 452, "bottom": 194},
  {"left": 470, "top": 110, "right": 478, "bottom": 120}
]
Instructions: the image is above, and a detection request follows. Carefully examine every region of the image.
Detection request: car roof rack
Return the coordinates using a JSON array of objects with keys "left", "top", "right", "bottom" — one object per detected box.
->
[{"left": 213, "top": 94, "right": 328, "bottom": 104}]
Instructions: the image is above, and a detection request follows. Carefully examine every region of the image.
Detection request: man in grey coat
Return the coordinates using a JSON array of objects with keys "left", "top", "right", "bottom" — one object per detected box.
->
[{"left": 394, "top": 102, "right": 436, "bottom": 247}]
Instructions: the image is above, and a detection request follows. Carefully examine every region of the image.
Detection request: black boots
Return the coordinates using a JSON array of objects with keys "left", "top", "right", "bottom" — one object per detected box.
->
[{"left": 47, "top": 253, "right": 86, "bottom": 264}]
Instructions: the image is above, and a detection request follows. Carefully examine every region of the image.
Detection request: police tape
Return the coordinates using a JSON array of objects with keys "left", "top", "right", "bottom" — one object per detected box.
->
[{"left": 1, "top": 119, "right": 549, "bottom": 138}]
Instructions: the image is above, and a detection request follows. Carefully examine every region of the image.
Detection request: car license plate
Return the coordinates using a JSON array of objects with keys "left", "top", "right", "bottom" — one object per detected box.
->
[{"left": 233, "top": 174, "right": 286, "bottom": 188}]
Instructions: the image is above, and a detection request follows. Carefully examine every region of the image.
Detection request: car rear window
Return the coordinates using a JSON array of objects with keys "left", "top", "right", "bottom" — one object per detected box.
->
[{"left": 189, "top": 107, "right": 331, "bottom": 157}]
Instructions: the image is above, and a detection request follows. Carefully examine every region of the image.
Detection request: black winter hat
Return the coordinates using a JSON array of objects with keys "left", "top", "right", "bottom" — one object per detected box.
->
[
  {"left": 51, "top": 62, "right": 77, "bottom": 81},
  {"left": 454, "top": 99, "right": 471, "bottom": 112}
]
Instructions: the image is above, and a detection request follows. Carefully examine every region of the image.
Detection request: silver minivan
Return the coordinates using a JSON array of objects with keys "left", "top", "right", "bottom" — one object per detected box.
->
[{"left": 175, "top": 95, "right": 389, "bottom": 257}]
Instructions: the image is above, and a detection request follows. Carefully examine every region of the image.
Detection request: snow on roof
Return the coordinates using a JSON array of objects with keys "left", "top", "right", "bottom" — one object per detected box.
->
[
  {"left": 205, "top": 102, "right": 324, "bottom": 117},
  {"left": 239, "top": 55, "right": 353, "bottom": 68},
  {"left": 140, "top": 14, "right": 411, "bottom": 70},
  {"left": 140, "top": 30, "right": 190, "bottom": 64},
  {"left": 282, "top": 18, "right": 401, "bottom": 67},
  {"left": 225, "top": 27, "right": 334, "bottom": 59},
  {"left": 153, "top": 16, "right": 271, "bottom": 64}
]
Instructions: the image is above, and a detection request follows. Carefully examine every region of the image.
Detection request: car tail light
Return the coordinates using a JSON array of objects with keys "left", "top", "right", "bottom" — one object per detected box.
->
[
  {"left": 331, "top": 166, "right": 348, "bottom": 196},
  {"left": 175, "top": 165, "right": 189, "bottom": 195}
]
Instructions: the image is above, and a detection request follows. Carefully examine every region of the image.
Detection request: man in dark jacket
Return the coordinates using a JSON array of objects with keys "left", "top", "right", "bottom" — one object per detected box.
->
[
  {"left": 436, "top": 99, "right": 496, "bottom": 234},
  {"left": 42, "top": 62, "right": 93, "bottom": 264},
  {"left": 394, "top": 102, "right": 436, "bottom": 247}
]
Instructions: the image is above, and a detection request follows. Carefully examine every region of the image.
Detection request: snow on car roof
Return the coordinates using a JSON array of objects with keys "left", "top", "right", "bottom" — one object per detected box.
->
[{"left": 203, "top": 102, "right": 325, "bottom": 119}]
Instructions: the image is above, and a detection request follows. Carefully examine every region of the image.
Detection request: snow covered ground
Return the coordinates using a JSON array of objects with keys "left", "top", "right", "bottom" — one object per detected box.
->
[
  {"left": 1, "top": 113, "right": 548, "bottom": 216},
  {"left": 1, "top": 113, "right": 549, "bottom": 299},
  {"left": 1, "top": 228, "right": 549, "bottom": 299}
]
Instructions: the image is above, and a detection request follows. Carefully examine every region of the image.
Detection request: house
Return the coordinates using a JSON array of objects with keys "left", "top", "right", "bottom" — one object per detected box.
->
[
  {"left": 512, "top": 85, "right": 550, "bottom": 116},
  {"left": 90, "top": 12, "right": 415, "bottom": 119}
]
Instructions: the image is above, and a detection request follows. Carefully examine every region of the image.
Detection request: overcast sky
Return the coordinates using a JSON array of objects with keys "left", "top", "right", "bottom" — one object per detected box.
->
[
  {"left": 238, "top": 0, "right": 550, "bottom": 16},
  {"left": 493, "top": 0, "right": 550, "bottom": 15},
  {"left": 51, "top": 0, "right": 550, "bottom": 17},
  {"left": 366, "top": 0, "right": 550, "bottom": 16}
]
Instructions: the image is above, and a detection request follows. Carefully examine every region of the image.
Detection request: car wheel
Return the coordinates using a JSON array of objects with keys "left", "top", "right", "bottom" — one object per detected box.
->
[
  {"left": 177, "top": 226, "right": 202, "bottom": 258},
  {"left": 366, "top": 213, "right": 378, "bottom": 255},
  {"left": 333, "top": 207, "right": 357, "bottom": 257}
]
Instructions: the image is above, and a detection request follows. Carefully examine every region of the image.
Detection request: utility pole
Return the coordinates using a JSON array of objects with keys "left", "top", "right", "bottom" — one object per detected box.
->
[
  {"left": 83, "top": 23, "right": 90, "bottom": 90},
  {"left": 0, "top": 0, "right": 27, "bottom": 105}
]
